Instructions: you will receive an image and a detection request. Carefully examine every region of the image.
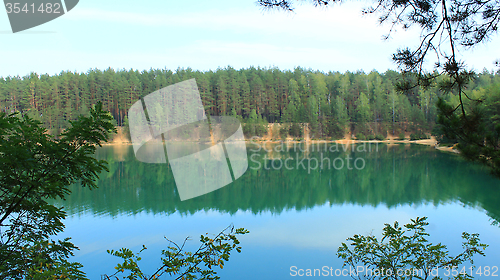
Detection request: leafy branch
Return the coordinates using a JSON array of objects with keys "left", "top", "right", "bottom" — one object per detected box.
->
[
  {"left": 337, "top": 217, "right": 488, "bottom": 280},
  {"left": 103, "top": 225, "right": 249, "bottom": 280}
]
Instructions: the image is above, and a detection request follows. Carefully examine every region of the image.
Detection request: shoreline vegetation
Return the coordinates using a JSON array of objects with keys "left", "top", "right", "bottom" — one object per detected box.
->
[
  {"left": 3, "top": 67, "right": 497, "bottom": 159},
  {"left": 3, "top": 68, "right": 498, "bottom": 146},
  {"left": 106, "top": 125, "right": 459, "bottom": 153}
]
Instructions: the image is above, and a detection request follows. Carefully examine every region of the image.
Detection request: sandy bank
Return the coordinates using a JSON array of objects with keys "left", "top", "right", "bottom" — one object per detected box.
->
[{"left": 103, "top": 135, "right": 459, "bottom": 154}]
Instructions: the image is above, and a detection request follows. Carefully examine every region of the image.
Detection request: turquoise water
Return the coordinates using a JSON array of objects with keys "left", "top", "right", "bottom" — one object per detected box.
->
[{"left": 56, "top": 143, "right": 500, "bottom": 279}]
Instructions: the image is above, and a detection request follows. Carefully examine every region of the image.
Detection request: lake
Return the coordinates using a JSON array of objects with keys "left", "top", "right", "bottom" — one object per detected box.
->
[{"left": 55, "top": 142, "right": 500, "bottom": 279}]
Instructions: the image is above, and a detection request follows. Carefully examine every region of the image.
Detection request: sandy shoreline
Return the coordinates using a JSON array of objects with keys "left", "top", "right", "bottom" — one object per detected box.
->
[
  {"left": 103, "top": 135, "right": 459, "bottom": 153},
  {"left": 106, "top": 126, "right": 459, "bottom": 153}
]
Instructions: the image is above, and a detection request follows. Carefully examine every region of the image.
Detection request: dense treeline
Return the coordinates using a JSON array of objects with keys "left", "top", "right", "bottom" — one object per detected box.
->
[{"left": 1, "top": 67, "right": 499, "bottom": 139}]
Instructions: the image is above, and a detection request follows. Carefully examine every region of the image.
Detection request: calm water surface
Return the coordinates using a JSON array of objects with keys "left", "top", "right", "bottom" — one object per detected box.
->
[{"left": 55, "top": 143, "right": 500, "bottom": 279}]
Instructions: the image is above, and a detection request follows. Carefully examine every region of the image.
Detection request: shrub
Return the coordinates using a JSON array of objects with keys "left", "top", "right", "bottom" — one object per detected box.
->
[
  {"left": 410, "top": 132, "right": 430, "bottom": 140},
  {"left": 0, "top": 103, "right": 116, "bottom": 279},
  {"left": 255, "top": 123, "right": 268, "bottom": 137},
  {"left": 338, "top": 217, "right": 488, "bottom": 280},
  {"left": 242, "top": 123, "right": 267, "bottom": 137},
  {"left": 323, "top": 120, "right": 345, "bottom": 139},
  {"left": 398, "top": 132, "right": 406, "bottom": 140},
  {"left": 242, "top": 123, "right": 254, "bottom": 137},
  {"left": 355, "top": 133, "right": 366, "bottom": 140},
  {"left": 105, "top": 226, "right": 249, "bottom": 280},
  {"left": 289, "top": 123, "right": 302, "bottom": 137},
  {"left": 279, "top": 125, "right": 289, "bottom": 140}
]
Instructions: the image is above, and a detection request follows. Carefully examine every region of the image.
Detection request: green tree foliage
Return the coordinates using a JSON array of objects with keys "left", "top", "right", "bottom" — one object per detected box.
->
[
  {"left": 103, "top": 226, "right": 249, "bottom": 280},
  {"left": 1, "top": 68, "right": 500, "bottom": 165},
  {"left": 437, "top": 85, "right": 500, "bottom": 177},
  {"left": 327, "top": 96, "right": 349, "bottom": 138},
  {"left": 0, "top": 103, "right": 248, "bottom": 279},
  {"left": 289, "top": 122, "right": 303, "bottom": 137},
  {"left": 257, "top": 0, "right": 500, "bottom": 174},
  {"left": 338, "top": 217, "right": 488, "bottom": 280},
  {"left": 243, "top": 109, "right": 268, "bottom": 137},
  {"left": 0, "top": 102, "right": 116, "bottom": 279},
  {"left": 4, "top": 68, "right": 496, "bottom": 137},
  {"left": 355, "top": 92, "right": 371, "bottom": 134}
]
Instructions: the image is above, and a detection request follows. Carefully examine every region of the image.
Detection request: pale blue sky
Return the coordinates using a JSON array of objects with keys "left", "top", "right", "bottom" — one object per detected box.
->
[{"left": 0, "top": 0, "right": 499, "bottom": 77}]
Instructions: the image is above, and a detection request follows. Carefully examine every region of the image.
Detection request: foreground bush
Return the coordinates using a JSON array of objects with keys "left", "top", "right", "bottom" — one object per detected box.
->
[
  {"left": 338, "top": 217, "right": 488, "bottom": 280},
  {"left": 104, "top": 226, "right": 248, "bottom": 280},
  {"left": 0, "top": 103, "right": 115, "bottom": 279}
]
